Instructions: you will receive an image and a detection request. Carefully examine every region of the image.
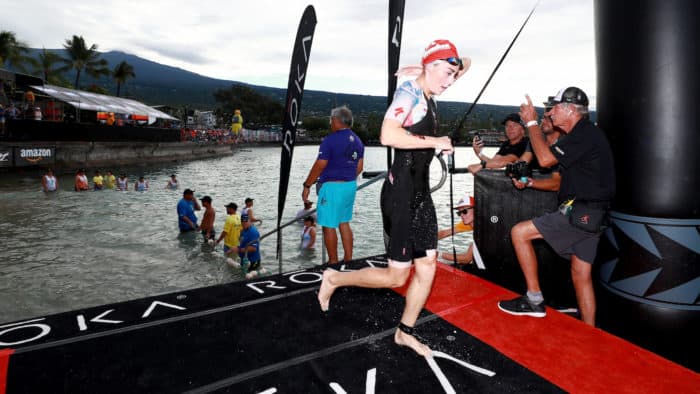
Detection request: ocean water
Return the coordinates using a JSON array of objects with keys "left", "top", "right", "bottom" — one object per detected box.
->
[{"left": 0, "top": 145, "right": 494, "bottom": 322}]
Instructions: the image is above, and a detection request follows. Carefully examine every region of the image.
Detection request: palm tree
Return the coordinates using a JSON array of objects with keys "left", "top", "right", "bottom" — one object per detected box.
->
[
  {"left": 0, "top": 30, "right": 31, "bottom": 72},
  {"left": 112, "top": 60, "right": 135, "bottom": 97},
  {"left": 32, "top": 48, "right": 66, "bottom": 84},
  {"left": 61, "top": 35, "right": 109, "bottom": 89}
]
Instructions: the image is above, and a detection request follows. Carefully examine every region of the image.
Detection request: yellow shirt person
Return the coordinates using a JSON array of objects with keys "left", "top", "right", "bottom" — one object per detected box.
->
[
  {"left": 104, "top": 172, "right": 117, "bottom": 189},
  {"left": 93, "top": 172, "right": 104, "bottom": 190},
  {"left": 216, "top": 203, "right": 243, "bottom": 256}
]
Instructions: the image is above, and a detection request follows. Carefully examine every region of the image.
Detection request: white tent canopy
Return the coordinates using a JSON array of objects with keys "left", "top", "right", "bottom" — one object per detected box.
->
[{"left": 31, "top": 84, "right": 179, "bottom": 124}]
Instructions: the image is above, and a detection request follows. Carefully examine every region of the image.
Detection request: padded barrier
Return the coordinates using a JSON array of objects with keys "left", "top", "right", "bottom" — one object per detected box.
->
[{"left": 473, "top": 169, "right": 577, "bottom": 309}]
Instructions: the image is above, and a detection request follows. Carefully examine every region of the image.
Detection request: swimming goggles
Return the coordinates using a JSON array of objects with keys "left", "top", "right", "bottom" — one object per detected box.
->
[{"left": 443, "top": 57, "right": 464, "bottom": 70}]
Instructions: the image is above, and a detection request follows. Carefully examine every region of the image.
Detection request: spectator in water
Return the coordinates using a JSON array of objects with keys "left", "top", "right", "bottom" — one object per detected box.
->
[
  {"left": 295, "top": 200, "right": 316, "bottom": 223},
  {"left": 117, "top": 173, "right": 128, "bottom": 191},
  {"left": 227, "top": 213, "right": 261, "bottom": 274},
  {"left": 74, "top": 169, "right": 89, "bottom": 191},
  {"left": 199, "top": 196, "right": 216, "bottom": 242},
  {"left": 93, "top": 170, "right": 104, "bottom": 190},
  {"left": 241, "top": 197, "right": 261, "bottom": 224},
  {"left": 216, "top": 202, "right": 242, "bottom": 259},
  {"left": 104, "top": 170, "right": 117, "bottom": 190},
  {"left": 135, "top": 176, "right": 149, "bottom": 191},
  {"left": 300, "top": 216, "right": 317, "bottom": 250},
  {"left": 166, "top": 174, "right": 179, "bottom": 190},
  {"left": 177, "top": 188, "right": 201, "bottom": 232},
  {"left": 41, "top": 168, "right": 58, "bottom": 192}
]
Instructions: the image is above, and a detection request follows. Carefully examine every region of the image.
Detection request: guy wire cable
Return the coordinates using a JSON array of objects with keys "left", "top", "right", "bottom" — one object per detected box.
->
[{"left": 448, "top": 0, "right": 540, "bottom": 265}]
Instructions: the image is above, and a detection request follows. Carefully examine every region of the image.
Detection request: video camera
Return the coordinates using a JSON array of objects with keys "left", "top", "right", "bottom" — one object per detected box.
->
[{"left": 505, "top": 160, "right": 532, "bottom": 180}]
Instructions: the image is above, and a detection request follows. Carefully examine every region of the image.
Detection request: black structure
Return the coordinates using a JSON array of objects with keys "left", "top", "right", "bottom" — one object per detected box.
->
[
  {"left": 595, "top": 0, "right": 700, "bottom": 370},
  {"left": 473, "top": 170, "right": 577, "bottom": 309}
]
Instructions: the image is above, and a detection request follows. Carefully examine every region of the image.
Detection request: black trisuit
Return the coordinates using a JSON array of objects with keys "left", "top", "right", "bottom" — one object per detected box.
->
[{"left": 381, "top": 95, "right": 439, "bottom": 262}]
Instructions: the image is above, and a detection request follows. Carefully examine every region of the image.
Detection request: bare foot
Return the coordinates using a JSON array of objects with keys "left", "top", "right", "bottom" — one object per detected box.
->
[
  {"left": 317, "top": 270, "right": 337, "bottom": 312},
  {"left": 394, "top": 328, "right": 432, "bottom": 357}
]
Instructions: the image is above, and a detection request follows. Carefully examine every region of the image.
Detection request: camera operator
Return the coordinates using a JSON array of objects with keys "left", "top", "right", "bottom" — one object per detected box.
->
[
  {"left": 497, "top": 87, "right": 615, "bottom": 327},
  {"left": 512, "top": 97, "right": 562, "bottom": 192},
  {"left": 468, "top": 113, "right": 528, "bottom": 174}
]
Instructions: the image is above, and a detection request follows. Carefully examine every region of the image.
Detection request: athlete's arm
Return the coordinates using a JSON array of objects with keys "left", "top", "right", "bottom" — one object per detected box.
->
[{"left": 380, "top": 118, "right": 453, "bottom": 152}]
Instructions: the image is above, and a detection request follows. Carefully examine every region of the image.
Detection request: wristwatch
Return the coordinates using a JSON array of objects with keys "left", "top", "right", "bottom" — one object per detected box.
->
[{"left": 480, "top": 160, "right": 487, "bottom": 169}]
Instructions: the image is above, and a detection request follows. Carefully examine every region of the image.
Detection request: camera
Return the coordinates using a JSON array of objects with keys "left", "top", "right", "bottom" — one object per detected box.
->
[
  {"left": 473, "top": 131, "right": 482, "bottom": 142},
  {"left": 505, "top": 160, "right": 532, "bottom": 179}
]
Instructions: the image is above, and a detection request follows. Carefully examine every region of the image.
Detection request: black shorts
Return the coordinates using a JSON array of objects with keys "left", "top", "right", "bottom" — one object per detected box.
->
[
  {"left": 380, "top": 174, "right": 437, "bottom": 263},
  {"left": 532, "top": 211, "right": 602, "bottom": 263}
]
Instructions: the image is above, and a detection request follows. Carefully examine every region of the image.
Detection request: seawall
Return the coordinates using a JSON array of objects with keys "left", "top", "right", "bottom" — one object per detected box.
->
[{"left": 0, "top": 141, "right": 236, "bottom": 171}]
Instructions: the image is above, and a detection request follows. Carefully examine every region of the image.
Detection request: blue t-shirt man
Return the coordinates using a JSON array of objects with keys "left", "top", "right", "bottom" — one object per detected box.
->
[
  {"left": 239, "top": 223, "right": 261, "bottom": 263},
  {"left": 177, "top": 192, "right": 199, "bottom": 231},
  {"left": 318, "top": 128, "right": 365, "bottom": 183}
]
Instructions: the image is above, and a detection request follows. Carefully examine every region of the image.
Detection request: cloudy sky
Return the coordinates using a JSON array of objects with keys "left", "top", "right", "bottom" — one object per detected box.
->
[{"left": 2, "top": 0, "right": 596, "bottom": 108}]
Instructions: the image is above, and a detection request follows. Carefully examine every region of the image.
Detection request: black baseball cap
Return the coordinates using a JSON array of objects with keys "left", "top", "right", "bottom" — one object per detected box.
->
[
  {"left": 245, "top": 197, "right": 254, "bottom": 203},
  {"left": 501, "top": 113, "right": 522, "bottom": 125},
  {"left": 183, "top": 188, "right": 194, "bottom": 195},
  {"left": 225, "top": 202, "right": 237, "bottom": 209},
  {"left": 200, "top": 195, "right": 212, "bottom": 203},
  {"left": 550, "top": 87, "right": 589, "bottom": 107}
]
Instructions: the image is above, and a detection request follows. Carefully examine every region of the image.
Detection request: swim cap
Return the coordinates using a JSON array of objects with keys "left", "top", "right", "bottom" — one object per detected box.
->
[{"left": 422, "top": 39, "right": 459, "bottom": 65}]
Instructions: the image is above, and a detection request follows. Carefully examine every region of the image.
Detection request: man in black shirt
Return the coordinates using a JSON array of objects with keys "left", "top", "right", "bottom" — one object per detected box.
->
[
  {"left": 468, "top": 113, "right": 528, "bottom": 173},
  {"left": 498, "top": 87, "right": 615, "bottom": 327},
  {"left": 512, "top": 97, "right": 562, "bottom": 191}
]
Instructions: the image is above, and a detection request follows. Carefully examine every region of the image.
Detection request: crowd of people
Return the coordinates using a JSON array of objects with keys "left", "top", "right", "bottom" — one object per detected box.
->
[
  {"left": 305, "top": 39, "right": 614, "bottom": 359},
  {"left": 176, "top": 190, "right": 267, "bottom": 278},
  {"left": 181, "top": 128, "right": 237, "bottom": 144},
  {"left": 48, "top": 169, "right": 175, "bottom": 192}
]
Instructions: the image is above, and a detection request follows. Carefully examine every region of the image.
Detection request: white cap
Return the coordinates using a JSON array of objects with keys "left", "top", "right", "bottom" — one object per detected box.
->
[{"left": 456, "top": 194, "right": 475, "bottom": 208}]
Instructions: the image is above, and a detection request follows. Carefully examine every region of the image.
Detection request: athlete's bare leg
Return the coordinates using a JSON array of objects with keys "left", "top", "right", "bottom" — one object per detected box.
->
[
  {"left": 317, "top": 264, "right": 411, "bottom": 312},
  {"left": 394, "top": 252, "right": 436, "bottom": 357}
]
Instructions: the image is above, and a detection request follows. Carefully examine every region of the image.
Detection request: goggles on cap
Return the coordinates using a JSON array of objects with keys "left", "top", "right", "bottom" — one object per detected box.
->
[{"left": 443, "top": 57, "right": 463, "bottom": 70}]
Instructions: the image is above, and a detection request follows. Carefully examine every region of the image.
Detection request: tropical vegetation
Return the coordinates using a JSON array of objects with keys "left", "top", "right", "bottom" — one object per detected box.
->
[
  {"left": 0, "top": 30, "right": 31, "bottom": 72},
  {"left": 60, "top": 35, "right": 110, "bottom": 89},
  {"left": 112, "top": 60, "right": 135, "bottom": 97}
]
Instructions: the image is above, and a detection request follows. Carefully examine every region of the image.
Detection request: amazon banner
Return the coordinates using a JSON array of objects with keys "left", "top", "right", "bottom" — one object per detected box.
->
[
  {"left": 13, "top": 147, "right": 55, "bottom": 167},
  {"left": 277, "top": 5, "right": 317, "bottom": 235},
  {"left": 0, "top": 146, "right": 12, "bottom": 168}
]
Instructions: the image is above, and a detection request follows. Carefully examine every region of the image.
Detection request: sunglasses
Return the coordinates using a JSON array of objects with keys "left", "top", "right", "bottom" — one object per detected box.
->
[
  {"left": 455, "top": 207, "right": 473, "bottom": 216},
  {"left": 443, "top": 57, "right": 464, "bottom": 70}
]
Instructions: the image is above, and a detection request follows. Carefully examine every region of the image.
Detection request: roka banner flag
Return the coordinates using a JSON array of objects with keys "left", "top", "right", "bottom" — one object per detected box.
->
[
  {"left": 277, "top": 5, "right": 317, "bottom": 251},
  {"left": 386, "top": 0, "right": 405, "bottom": 169}
]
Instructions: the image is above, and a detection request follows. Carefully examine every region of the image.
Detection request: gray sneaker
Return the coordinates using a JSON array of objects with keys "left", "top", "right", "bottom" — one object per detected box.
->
[{"left": 498, "top": 295, "right": 546, "bottom": 318}]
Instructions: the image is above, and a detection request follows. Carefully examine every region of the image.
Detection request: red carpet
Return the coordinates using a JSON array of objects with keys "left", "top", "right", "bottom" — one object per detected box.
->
[{"left": 396, "top": 263, "right": 700, "bottom": 393}]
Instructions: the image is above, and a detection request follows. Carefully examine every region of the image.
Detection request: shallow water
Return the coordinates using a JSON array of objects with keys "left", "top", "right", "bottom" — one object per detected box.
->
[{"left": 0, "top": 145, "right": 492, "bottom": 322}]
